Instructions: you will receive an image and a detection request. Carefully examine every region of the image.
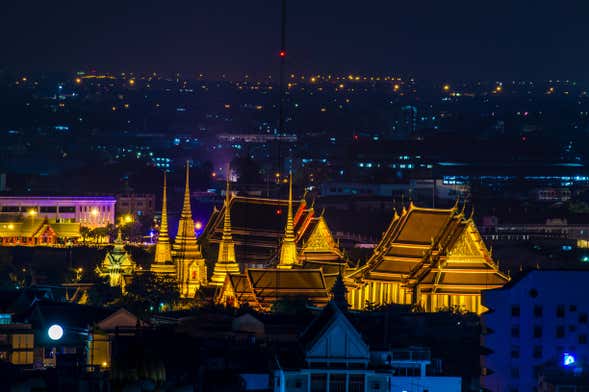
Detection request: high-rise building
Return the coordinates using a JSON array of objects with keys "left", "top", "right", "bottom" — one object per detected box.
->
[{"left": 482, "top": 270, "right": 589, "bottom": 392}]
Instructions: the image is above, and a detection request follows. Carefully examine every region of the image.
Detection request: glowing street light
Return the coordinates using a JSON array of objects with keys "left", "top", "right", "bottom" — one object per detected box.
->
[
  {"left": 90, "top": 208, "right": 99, "bottom": 217},
  {"left": 48, "top": 324, "right": 63, "bottom": 341},
  {"left": 28, "top": 209, "right": 37, "bottom": 217}
]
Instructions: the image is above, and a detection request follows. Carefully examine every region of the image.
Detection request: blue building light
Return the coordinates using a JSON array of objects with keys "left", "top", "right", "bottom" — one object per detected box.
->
[{"left": 563, "top": 353, "right": 576, "bottom": 366}]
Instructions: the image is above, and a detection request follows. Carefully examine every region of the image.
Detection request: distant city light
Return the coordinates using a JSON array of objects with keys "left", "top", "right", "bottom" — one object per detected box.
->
[{"left": 48, "top": 324, "right": 63, "bottom": 341}]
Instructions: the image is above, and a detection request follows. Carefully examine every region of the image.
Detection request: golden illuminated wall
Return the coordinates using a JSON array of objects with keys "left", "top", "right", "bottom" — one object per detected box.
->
[
  {"left": 10, "top": 334, "right": 34, "bottom": 365},
  {"left": 87, "top": 331, "right": 111, "bottom": 369}
]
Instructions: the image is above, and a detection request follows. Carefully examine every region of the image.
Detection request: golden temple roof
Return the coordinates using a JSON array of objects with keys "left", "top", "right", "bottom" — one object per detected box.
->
[
  {"left": 353, "top": 201, "right": 509, "bottom": 292},
  {"left": 0, "top": 218, "right": 80, "bottom": 239}
]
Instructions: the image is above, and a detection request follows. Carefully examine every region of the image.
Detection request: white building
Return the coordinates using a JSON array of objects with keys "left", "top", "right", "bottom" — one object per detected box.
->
[
  {"left": 273, "top": 302, "right": 461, "bottom": 392},
  {"left": 481, "top": 270, "right": 589, "bottom": 392},
  {"left": 0, "top": 196, "right": 116, "bottom": 228}
]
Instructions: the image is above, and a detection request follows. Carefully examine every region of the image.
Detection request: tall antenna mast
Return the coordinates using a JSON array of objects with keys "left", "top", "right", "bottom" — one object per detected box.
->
[{"left": 276, "top": 0, "right": 287, "bottom": 182}]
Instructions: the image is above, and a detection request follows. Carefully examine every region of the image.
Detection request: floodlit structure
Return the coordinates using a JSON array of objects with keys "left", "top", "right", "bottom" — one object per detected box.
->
[
  {"left": 215, "top": 196, "right": 508, "bottom": 314},
  {"left": 97, "top": 230, "right": 135, "bottom": 290},
  {"left": 172, "top": 163, "right": 207, "bottom": 298},
  {"left": 150, "top": 172, "right": 175, "bottom": 276}
]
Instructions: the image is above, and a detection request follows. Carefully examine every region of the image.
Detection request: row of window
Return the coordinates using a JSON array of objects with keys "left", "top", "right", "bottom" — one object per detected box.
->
[
  {"left": 511, "top": 324, "right": 588, "bottom": 341},
  {"left": 511, "top": 304, "right": 587, "bottom": 321}
]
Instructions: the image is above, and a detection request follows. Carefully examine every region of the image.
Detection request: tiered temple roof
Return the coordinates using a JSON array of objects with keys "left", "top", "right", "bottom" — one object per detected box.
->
[
  {"left": 202, "top": 195, "right": 316, "bottom": 266},
  {"left": 351, "top": 201, "right": 509, "bottom": 297},
  {"left": 0, "top": 218, "right": 80, "bottom": 246},
  {"left": 98, "top": 229, "right": 135, "bottom": 289},
  {"left": 218, "top": 268, "right": 331, "bottom": 310}
]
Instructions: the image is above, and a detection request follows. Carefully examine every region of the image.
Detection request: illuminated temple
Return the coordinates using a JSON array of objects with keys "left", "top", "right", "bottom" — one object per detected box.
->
[
  {"left": 97, "top": 229, "right": 135, "bottom": 291},
  {"left": 346, "top": 202, "right": 509, "bottom": 313},
  {"left": 208, "top": 184, "right": 508, "bottom": 314},
  {"left": 147, "top": 169, "right": 508, "bottom": 312},
  {"left": 171, "top": 163, "right": 207, "bottom": 298}
]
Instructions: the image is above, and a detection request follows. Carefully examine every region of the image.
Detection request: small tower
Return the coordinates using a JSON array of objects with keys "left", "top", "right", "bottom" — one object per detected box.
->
[
  {"left": 331, "top": 271, "right": 349, "bottom": 311},
  {"left": 173, "top": 162, "right": 207, "bottom": 298},
  {"left": 97, "top": 229, "right": 135, "bottom": 292},
  {"left": 210, "top": 172, "right": 240, "bottom": 286},
  {"left": 151, "top": 172, "right": 176, "bottom": 276},
  {"left": 277, "top": 172, "right": 299, "bottom": 269}
]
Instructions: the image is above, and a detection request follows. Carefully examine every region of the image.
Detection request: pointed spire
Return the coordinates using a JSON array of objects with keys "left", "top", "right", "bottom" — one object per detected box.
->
[
  {"left": 468, "top": 206, "right": 475, "bottom": 221},
  {"left": 285, "top": 171, "right": 295, "bottom": 241},
  {"left": 173, "top": 161, "right": 207, "bottom": 296},
  {"left": 331, "top": 271, "right": 349, "bottom": 311},
  {"left": 180, "top": 161, "right": 192, "bottom": 220},
  {"left": 116, "top": 228, "right": 123, "bottom": 243},
  {"left": 222, "top": 170, "right": 233, "bottom": 241},
  {"left": 211, "top": 166, "right": 240, "bottom": 286},
  {"left": 278, "top": 172, "right": 298, "bottom": 268},
  {"left": 152, "top": 171, "right": 174, "bottom": 274}
]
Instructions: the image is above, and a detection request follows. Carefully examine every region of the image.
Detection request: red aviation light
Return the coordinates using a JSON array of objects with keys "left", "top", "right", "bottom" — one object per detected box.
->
[{"left": 279, "top": 50, "right": 286, "bottom": 58}]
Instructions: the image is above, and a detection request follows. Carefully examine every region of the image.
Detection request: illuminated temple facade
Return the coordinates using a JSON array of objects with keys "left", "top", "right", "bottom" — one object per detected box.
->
[
  {"left": 147, "top": 169, "right": 508, "bottom": 312},
  {"left": 150, "top": 164, "right": 207, "bottom": 298},
  {"left": 346, "top": 202, "right": 509, "bottom": 313},
  {"left": 208, "top": 186, "right": 508, "bottom": 314}
]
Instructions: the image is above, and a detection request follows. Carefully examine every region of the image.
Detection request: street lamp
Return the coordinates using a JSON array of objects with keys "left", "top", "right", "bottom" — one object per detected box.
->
[{"left": 48, "top": 324, "right": 64, "bottom": 341}]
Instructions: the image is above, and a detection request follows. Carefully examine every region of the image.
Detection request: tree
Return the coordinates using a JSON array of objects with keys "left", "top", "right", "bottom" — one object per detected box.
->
[
  {"left": 86, "top": 275, "right": 121, "bottom": 307},
  {"left": 80, "top": 226, "right": 91, "bottom": 244},
  {"left": 124, "top": 272, "right": 180, "bottom": 316}
]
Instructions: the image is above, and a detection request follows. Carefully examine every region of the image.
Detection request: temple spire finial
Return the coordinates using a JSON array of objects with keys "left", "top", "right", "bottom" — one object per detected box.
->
[
  {"left": 331, "top": 270, "right": 349, "bottom": 311},
  {"left": 278, "top": 171, "right": 298, "bottom": 268},
  {"left": 173, "top": 162, "right": 207, "bottom": 297},
  {"left": 151, "top": 171, "right": 175, "bottom": 274},
  {"left": 211, "top": 164, "right": 240, "bottom": 286}
]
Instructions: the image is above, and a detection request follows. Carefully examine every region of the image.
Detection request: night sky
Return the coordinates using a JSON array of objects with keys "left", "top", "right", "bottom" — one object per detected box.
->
[{"left": 2, "top": 0, "right": 588, "bottom": 81}]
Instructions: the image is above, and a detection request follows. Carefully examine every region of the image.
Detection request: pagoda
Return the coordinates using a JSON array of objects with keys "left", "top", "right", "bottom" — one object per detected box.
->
[
  {"left": 172, "top": 162, "right": 207, "bottom": 298},
  {"left": 151, "top": 172, "right": 176, "bottom": 276},
  {"left": 210, "top": 174, "right": 240, "bottom": 286},
  {"left": 97, "top": 229, "right": 135, "bottom": 292},
  {"left": 277, "top": 173, "right": 299, "bottom": 269}
]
